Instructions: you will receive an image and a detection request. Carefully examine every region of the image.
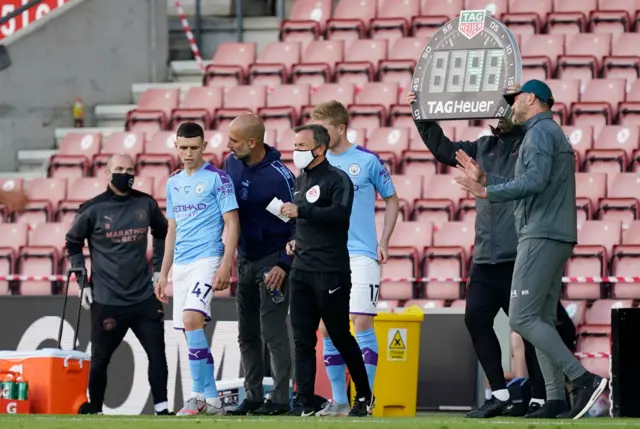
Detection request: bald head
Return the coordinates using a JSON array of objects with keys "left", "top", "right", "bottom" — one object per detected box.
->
[
  {"left": 106, "top": 153, "right": 135, "bottom": 173},
  {"left": 105, "top": 153, "right": 135, "bottom": 194},
  {"left": 227, "top": 113, "right": 267, "bottom": 163}
]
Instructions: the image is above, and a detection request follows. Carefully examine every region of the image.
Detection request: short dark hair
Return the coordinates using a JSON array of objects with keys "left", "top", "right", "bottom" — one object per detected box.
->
[
  {"left": 294, "top": 124, "right": 330, "bottom": 148},
  {"left": 176, "top": 122, "right": 205, "bottom": 140}
]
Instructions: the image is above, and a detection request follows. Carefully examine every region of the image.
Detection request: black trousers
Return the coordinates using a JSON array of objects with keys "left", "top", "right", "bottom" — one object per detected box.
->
[
  {"left": 464, "top": 262, "right": 576, "bottom": 399},
  {"left": 90, "top": 295, "right": 168, "bottom": 410},
  {"left": 289, "top": 268, "right": 371, "bottom": 405}
]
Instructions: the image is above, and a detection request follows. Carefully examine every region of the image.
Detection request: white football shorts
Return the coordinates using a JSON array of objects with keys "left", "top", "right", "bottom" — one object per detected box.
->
[
  {"left": 172, "top": 256, "right": 221, "bottom": 330},
  {"left": 349, "top": 255, "right": 381, "bottom": 316}
]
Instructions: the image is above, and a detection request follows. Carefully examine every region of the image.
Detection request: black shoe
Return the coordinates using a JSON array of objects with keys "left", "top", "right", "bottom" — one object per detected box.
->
[
  {"left": 524, "top": 400, "right": 568, "bottom": 418},
  {"left": 250, "top": 399, "right": 290, "bottom": 416},
  {"left": 348, "top": 396, "right": 375, "bottom": 417},
  {"left": 466, "top": 396, "right": 510, "bottom": 418},
  {"left": 155, "top": 409, "right": 175, "bottom": 415},
  {"left": 504, "top": 401, "right": 527, "bottom": 417},
  {"left": 226, "top": 399, "right": 263, "bottom": 416},
  {"left": 78, "top": 402, "right": 103, "bottom": 415},
  {"left": 288, "top": 403, "right": 315, "bottom": 416},
  {"left": 565, "top": 372, "right": 608, "bottom": 420}
]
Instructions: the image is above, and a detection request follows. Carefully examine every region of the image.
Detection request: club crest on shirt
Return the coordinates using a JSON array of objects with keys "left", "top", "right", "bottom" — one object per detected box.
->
[
  {"left": 348, "top": 163, "right": 361, "bottom": 176},
  {"left": 240, "top": 187, "right": 248, "bottom": 200},
  {"left": 195, "top": 182, "right": 205, "bottom": 194},
  {"left": 306, "top": 185, "right": 320, "bottom": 203}
]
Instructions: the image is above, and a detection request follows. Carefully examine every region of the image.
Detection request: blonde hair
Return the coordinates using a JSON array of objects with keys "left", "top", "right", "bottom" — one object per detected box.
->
[{"left": 311, "top": 100, "right": 349, "bottom": 127}]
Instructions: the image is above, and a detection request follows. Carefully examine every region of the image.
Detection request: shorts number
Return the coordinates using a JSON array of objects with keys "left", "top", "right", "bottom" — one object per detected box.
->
[
  {"left": 191, "top": 282, "right": 212, "bottom": 300},
  {"left": 369, "top": 284, "right": 380, "bottom": 305}
]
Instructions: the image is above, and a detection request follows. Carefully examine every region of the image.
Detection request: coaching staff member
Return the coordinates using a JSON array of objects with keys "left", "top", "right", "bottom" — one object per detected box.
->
[
  {"left": 66, "top": 153, "right": 171, "bottom": 415},
  {"left": 408, "top": 87, "right": 575, "bottom": 419},
  {"left": 457, "top": 80, "right": 607, "bottom": 420},
  {"left": 224, "top": 114, "right": 294, "bottom": 416},
  {"left": 279, "top": 124, "right": 373, "bottom": 417}
]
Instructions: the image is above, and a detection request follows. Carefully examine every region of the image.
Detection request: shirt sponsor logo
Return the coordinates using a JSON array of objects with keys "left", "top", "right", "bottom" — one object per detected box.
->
[
  {"left": 426, "top": 100, "right": 495, "bottom": 115},
  {"left": 105, "top": 227, "right": 147, "bottom": 244},
  {"left": 458, "top": 9, "right": 486, "bottom": 39}
]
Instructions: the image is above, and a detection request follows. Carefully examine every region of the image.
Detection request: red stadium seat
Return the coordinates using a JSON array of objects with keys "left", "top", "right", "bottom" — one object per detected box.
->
[
  {"left": 279, "top": 0, "right": 333, "bottom": 47},
  {"left": 126, "top": 89, "right": 180, "bottom": 135},
  {"left": 502, "top": 0, "right": 553, "bottom": 35},
  {"left": 139, "top": 131, "right": 178, "bottom": 177},
  {"left": 92, "top": 131, "right": 145, "bottom": 173},
  {"left": 572, "top": 79, "right": 627, "bottom": 137},
  {"left": 349, "top": 82, "right": 399, "bottom": 136},
  {"left": 577, "top": 336, "right": 610, "bottom": 379},
  {"left": 602, "top": 33, "right": 640, "bottom": 82},
  {"left": 557, "top": 33, "right": 612, "bottom": 81},
  {"left": 590, "top": 125, "right": 639, "bottom": 172},
  {"left": 618, "top": 80, "right": 640, "bottom": 128},
  {"left": 248, "top": 41, "right": 302, "bottom": 87},
  {"left": 326, "top": 0, "right": 377, "bottom": 43},
  {"left": 130, "top": 175, "right": 154, "bottom": 196},
  {"left": 574, "top": 172, "right": 606, "bottom": 223},
  {"left": 48, "top": 133, "right": 102, "bottom": 179},
  {"left": 291, "top": 40, "right": 345, "bottom": 88},
  {"left": 0, "top": 223, "right": 29, "bottom": 294},
  {"left": 388, "top": 174, "right": 422, "bottom": 215},
  {"left": 598, "top": 173, "right": 640, "bottom": 228},
  {"left": 545, "top": 80, "right": 581, "bottom": 125},
  {"left": 366, "top": 127, "right": 409, "bottom": 173},
  {"left": 405, "top": 299, "right": 446, "bottom": 309},
  {"left": 16, "top": 178, "right": 67, "bottom": 227},
  {"left": 214, "top": 85, "right": 267, "bottom": 131},
  {"left": 19, "top": 222, "right": 67, "bottom": 295},
  {"left": 203, "top": 42, "right": 256, "bottom": 87},
  {"left": 379, "top": 37, "right": 429, "bottom": 90},
  {"left": 58, "top": 177, "right": 109, "bottom": 223},
  {"left": 202, "top": 130, "right": 228, "bottom": 166},
  {"left": 259, "top": 84, "right": 311, "bottom": 135},
  {"left": 307, "top": 83, "right": 356, "bottom": 118},
  {"left": 0, "top": 179, "right": 23, "bottom": 221},
  {"left": 520, "top": 34, "right": 565, "bottom": 79},
  {"left": 591, "top": 0, "right": 635, "bottom": 36},
  {"left": 563, "top": 125, "right": 594, "bottom": 168},
  {"left": 414, "top": 174, "right": 467, "bottom": 228},
  {"left": 579, "top": 299, "right": 632, "bottom": 335},
  {"left": 336, "top": 39, "right": 388, "bottom": 88},
  {"left": 170, "top": 87, "right": 223, "bottom": 130},
  {"left": 412, "top": 0, "right": 463, "bottom": 39},
  {"left": 561, "top": 299, "right": 587, "bottom": 327},
  {"left": 370, "top": 0, "right": 420, "bottom": 41},
  {"left": 464, "top": 0, "right": 507, "bottom": 16}
]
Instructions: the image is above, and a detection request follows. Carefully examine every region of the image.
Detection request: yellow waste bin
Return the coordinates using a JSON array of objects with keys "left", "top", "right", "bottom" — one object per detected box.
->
[{"left": 349, "top": 305, "right": 424, "bottom": 417}]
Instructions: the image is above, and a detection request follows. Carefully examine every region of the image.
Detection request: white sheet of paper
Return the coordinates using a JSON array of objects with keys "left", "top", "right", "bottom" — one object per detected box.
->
[{"left": 266, "top": 197, "right": 290, "bottom": 223}]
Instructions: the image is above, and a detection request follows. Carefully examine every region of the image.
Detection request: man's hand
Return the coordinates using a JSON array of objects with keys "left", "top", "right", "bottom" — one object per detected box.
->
[
  {"left": 507, "top": 83, "right": 522, "bottom": 94},
  {"left": 407, "top": 91, "right": 417, "bottom": 104},
  {"left": 377, "top": 244, "right": 389, "bottom": 264},
  {"left": 455, "top": 175, "right": 488, "bottom": 199},
  {"left": 286, "top": 240, "right": 296, "bottom": 256},
  {"left": 265, "top": 266, "right": 286, "bottom": 291},
  {"left": 455, "top": 150, "right": 486, "bottom": 186},
  {"left": 170, "top": 169, "right": 183, "bottom": 178},
  {"left": 280, "top": 202, "right": 299, "bottom": 218},
  {"left": 155, "top": 274, "right": 169, "bottom": 304},
  {"left": 213, "top": 261, "right": 231, "bottom": 291},
  {"left": 0, "top": 190, "right": 28, "bottom": 214}
]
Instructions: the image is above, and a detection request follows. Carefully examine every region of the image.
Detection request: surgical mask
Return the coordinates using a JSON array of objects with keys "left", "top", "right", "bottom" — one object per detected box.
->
[
  {"left": 111, "top": 173, "right": 134, "bottom": 193},
  {"left": 293, "top": 146, "right": 320, "bottom": 170}
]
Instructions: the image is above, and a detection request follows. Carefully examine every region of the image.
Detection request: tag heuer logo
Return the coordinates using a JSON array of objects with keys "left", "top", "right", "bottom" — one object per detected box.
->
[{"left": 459, "top": 9, "right": 486, "bottom": 39}]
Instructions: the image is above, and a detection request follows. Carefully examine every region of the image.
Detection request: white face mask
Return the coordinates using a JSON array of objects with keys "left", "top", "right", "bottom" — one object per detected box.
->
[{"left": 293, "top": 148, "right": 317, "bottom": 170}]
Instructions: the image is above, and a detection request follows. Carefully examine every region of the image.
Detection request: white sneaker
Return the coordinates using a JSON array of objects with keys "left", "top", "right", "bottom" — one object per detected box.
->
[
  {"left": 176, "top": 397, "right": 208, "bottom": 416},
  {"left": 316, "top": 400, "right": 350, "bottom": 417},
  {"left": 206, "top": 401, "right": 225, "bottom": 415}
]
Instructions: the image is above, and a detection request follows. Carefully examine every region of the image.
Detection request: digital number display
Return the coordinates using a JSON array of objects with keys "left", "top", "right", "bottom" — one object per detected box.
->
[{"left": 427, "top": 49, "right": 504, "bottom": 93}]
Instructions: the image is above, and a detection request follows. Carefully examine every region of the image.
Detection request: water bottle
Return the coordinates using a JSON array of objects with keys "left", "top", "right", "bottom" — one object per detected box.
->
[{"left": 263, "top": 269, "right": 285, "bottom": 304}]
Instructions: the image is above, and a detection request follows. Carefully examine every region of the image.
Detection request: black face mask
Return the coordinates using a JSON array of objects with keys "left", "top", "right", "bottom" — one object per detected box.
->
[{"left": 111, "top": 173, "right": 134, "bottom": 193}]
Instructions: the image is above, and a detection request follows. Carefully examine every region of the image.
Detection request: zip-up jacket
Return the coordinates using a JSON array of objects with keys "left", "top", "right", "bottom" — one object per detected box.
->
[
  {"left": 414, "top": 119, "right": 525, "bottom": 264},
  {"left": 224, "top": 145, "right": 296, "bottom": 271},
  {"left": 487, "top": 111, "right": 577, "bottom": 244},
  {"left": 65, "top": 187, "right": 168, "bottom": 306},
  {"left": 291, "top": 159, "right": 354, "bottom": 273}
]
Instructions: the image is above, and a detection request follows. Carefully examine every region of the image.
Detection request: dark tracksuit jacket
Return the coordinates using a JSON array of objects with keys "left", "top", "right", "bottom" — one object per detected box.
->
[
  {"left": 224, "top": 144, "right": 296, "bottom": 271},
  {"left": 65, "top": 187, "right": 168, "bottom": 306},
  {"left": 413, "top": 118, "right": 525, "bottom": 264}
]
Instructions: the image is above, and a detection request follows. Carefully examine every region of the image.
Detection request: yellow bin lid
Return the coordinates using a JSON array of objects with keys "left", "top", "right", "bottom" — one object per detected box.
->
[{"left": 375, "top": 305, "right": 424, "bottom": 322}]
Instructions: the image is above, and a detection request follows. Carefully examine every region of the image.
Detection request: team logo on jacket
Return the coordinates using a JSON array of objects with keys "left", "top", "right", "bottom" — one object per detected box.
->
[
  {"left": 240, "top": 187, "right": 248, "bottom": 200},
  {"left": 195, "top": 182, "right": 205, "bottom": 194},
  {"left": 306, "top": 185, "right": 320, "bottom": 203},
  {"left": 348, "top": 163, "right": 360, "bottom": 176}
]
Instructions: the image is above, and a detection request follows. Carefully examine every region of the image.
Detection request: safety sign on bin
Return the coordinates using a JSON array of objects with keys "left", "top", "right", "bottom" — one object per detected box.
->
[{"left": 387, "top": 328, "right": 407, "bottom": 361}]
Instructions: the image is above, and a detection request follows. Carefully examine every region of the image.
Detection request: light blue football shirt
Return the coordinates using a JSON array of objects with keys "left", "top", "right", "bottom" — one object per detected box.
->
[
  {"left": 166, "top": 162, "right": 239, "bottom": 264},
  {"left": 326, "top": 145, "right": 396, "bottom": 260}
]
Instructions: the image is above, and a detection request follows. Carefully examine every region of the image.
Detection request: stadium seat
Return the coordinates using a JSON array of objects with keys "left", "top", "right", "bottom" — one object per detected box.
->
[
  {"left": 336, "top": 39, "right": 388, "bottom": 88},
  {"left": 248, "top": 41, "right": 302, "bottom": 87},
  {"left": 618, "top": 80, "right": 640, "bottom": 128},
  {"left": 377, "top": 300, "right": 400, "bottom": 310},
  {"left": 19, "top": 222, "right": 67, "bottom": 295},
  {"left": 590, "top": 125, "right": 639, "bottom": 172},
  {"left": 565, "top": 220, "right": 622, "bottom": 300},
  {"left": 622, "top": 220, "right": 640, "bottom": 244},
  {"left": 203, "top": 42, "right": 256, "bottom": 87},
  {"left": 564, "top": 125, "right": 594, "bottom": 168},
  {"left": 48, "top": 133, "right": 102, "bottom": 179},
  {"left": 326, "top": 0, "right": 377, "bottom": 43},
  {"left": 0, "top": 179, "right": 23, "bottom": 222},
  {"left": 502, "top": 0, "right": 553, "bottom": 34},
  {"left": 577, "top": 336, "right": 610, "bottom": 379},
  {"left": 388, "top": 174, "right": 422, "bottom": 216},
  {"left": 214, "top": 85, "right": 267, "bottom": 131},
  {"left": 369, "top": 0, "right": 420, "bottom": 41},
  {"left": 579, "top": 298, "right": 632, "bottom": 335},
  {"left": 139, "top": 131, "right": 178, "bottom": 177},
  {"left": 602, "top": 33, "right": 640, "bottom": 81},
  {"left": 379, "top": 37, "right": 428, "bottom": 90},
  {"left": 58, "top": 177, "right": 109, "bottom": 223},
  {"left": 153, "top": 174, "right": 169, "bottom": 201},
  {"left": 575, "top": 172, "right": 606, "bottom": 223},
  {"left": 259, "top": 84, "right": 311, "bottom": 134},
  {"left": 561, "top": 299, "right": 587, "bottom": 327},
  {"left": 414, "top": 174, "right": 468, "bottom": 228},
  {"left": 366, "top": 127, "right": 409, "bottom": 173},
  {"left": 557, "top": 33, "right": 612, "bottom": 81},
  {"left": 405, "top": 299, "right": 446, "bottom": 309},
  {"left": 611, "top": 242, "right": 640, "bottom": 299},
  {"left": 291, "top": 40, "right": 345, "bottom": 88},
  {"left": 279, "top": 0, "right": 333, "bottom": 47},
  {"left": 450, "top": 299, "right": 466, "bottom": 308},
  {"left": 303, "top": 83, "right": 356, "bottom": 120},
  {"left": 126, "top": 89, "right": 180, "bottom": 134},
  {"left": 170, "top": 86, "right": 223, "bottom": 130},
  {"left": 572, "top": 79, "right": 627, "bottom": 137},
  {"left": 412, "top": 0, "right": 463, "bottom": 39},
  {"left": 0, "top": 223, "right": 29, "bottom": 294},
  {"left": 597, "top": 173, "right": 640, "bottom": 228},
  {"left": 423, "top": 220, "right": 475, "bottom": 300},
  {"left": 16, "top": 178, "right": 67, "bottom": 227},
  {"left": 203, "top": 130, "right": 229, "bottom": 166},
  {"left": 465, "top": 0, "right": 507, "bottom": 16},
  {"left": 591, "top": 0, "right": 635, "bottom": 36},
  {"left": 349, "top": 82, "right": 399, "bottom": 135},
  {"left": 520, "top": 34, "right": 565, "bottom": 79},
  {"left": 92, "top": 131, "right": 145, "bottom": 173},
  {"left": 546, "top": 80, "right": 581, "bottom": 125}
]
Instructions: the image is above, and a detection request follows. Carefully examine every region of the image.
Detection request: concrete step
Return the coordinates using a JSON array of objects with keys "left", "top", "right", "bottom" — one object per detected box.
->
[
  {"left": 54, "top": 127, "right": 124, "bottom": 147},
  {"left": 170, "top": 61, "right": 210, "bottom": 84},
  {"left": 94, "top": 104, "right": 137, "bottom": 128},
  {"left": 0, "top": 170, "right": 44, "bottom": 180},
  {"left": 17, "top": 149, "right": 56, "bottom": 173}
]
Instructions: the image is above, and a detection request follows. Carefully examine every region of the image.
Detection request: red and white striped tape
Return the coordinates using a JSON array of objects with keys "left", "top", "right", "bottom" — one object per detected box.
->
[
  {"left": 1, "top": 275, "right": 640, "bottom": 283},
  {"left": 574, "top": 352, "right": 611, "bottom": 359},
  {"left": 174, "top": 0, "right": 205, "bottom": 73}
]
